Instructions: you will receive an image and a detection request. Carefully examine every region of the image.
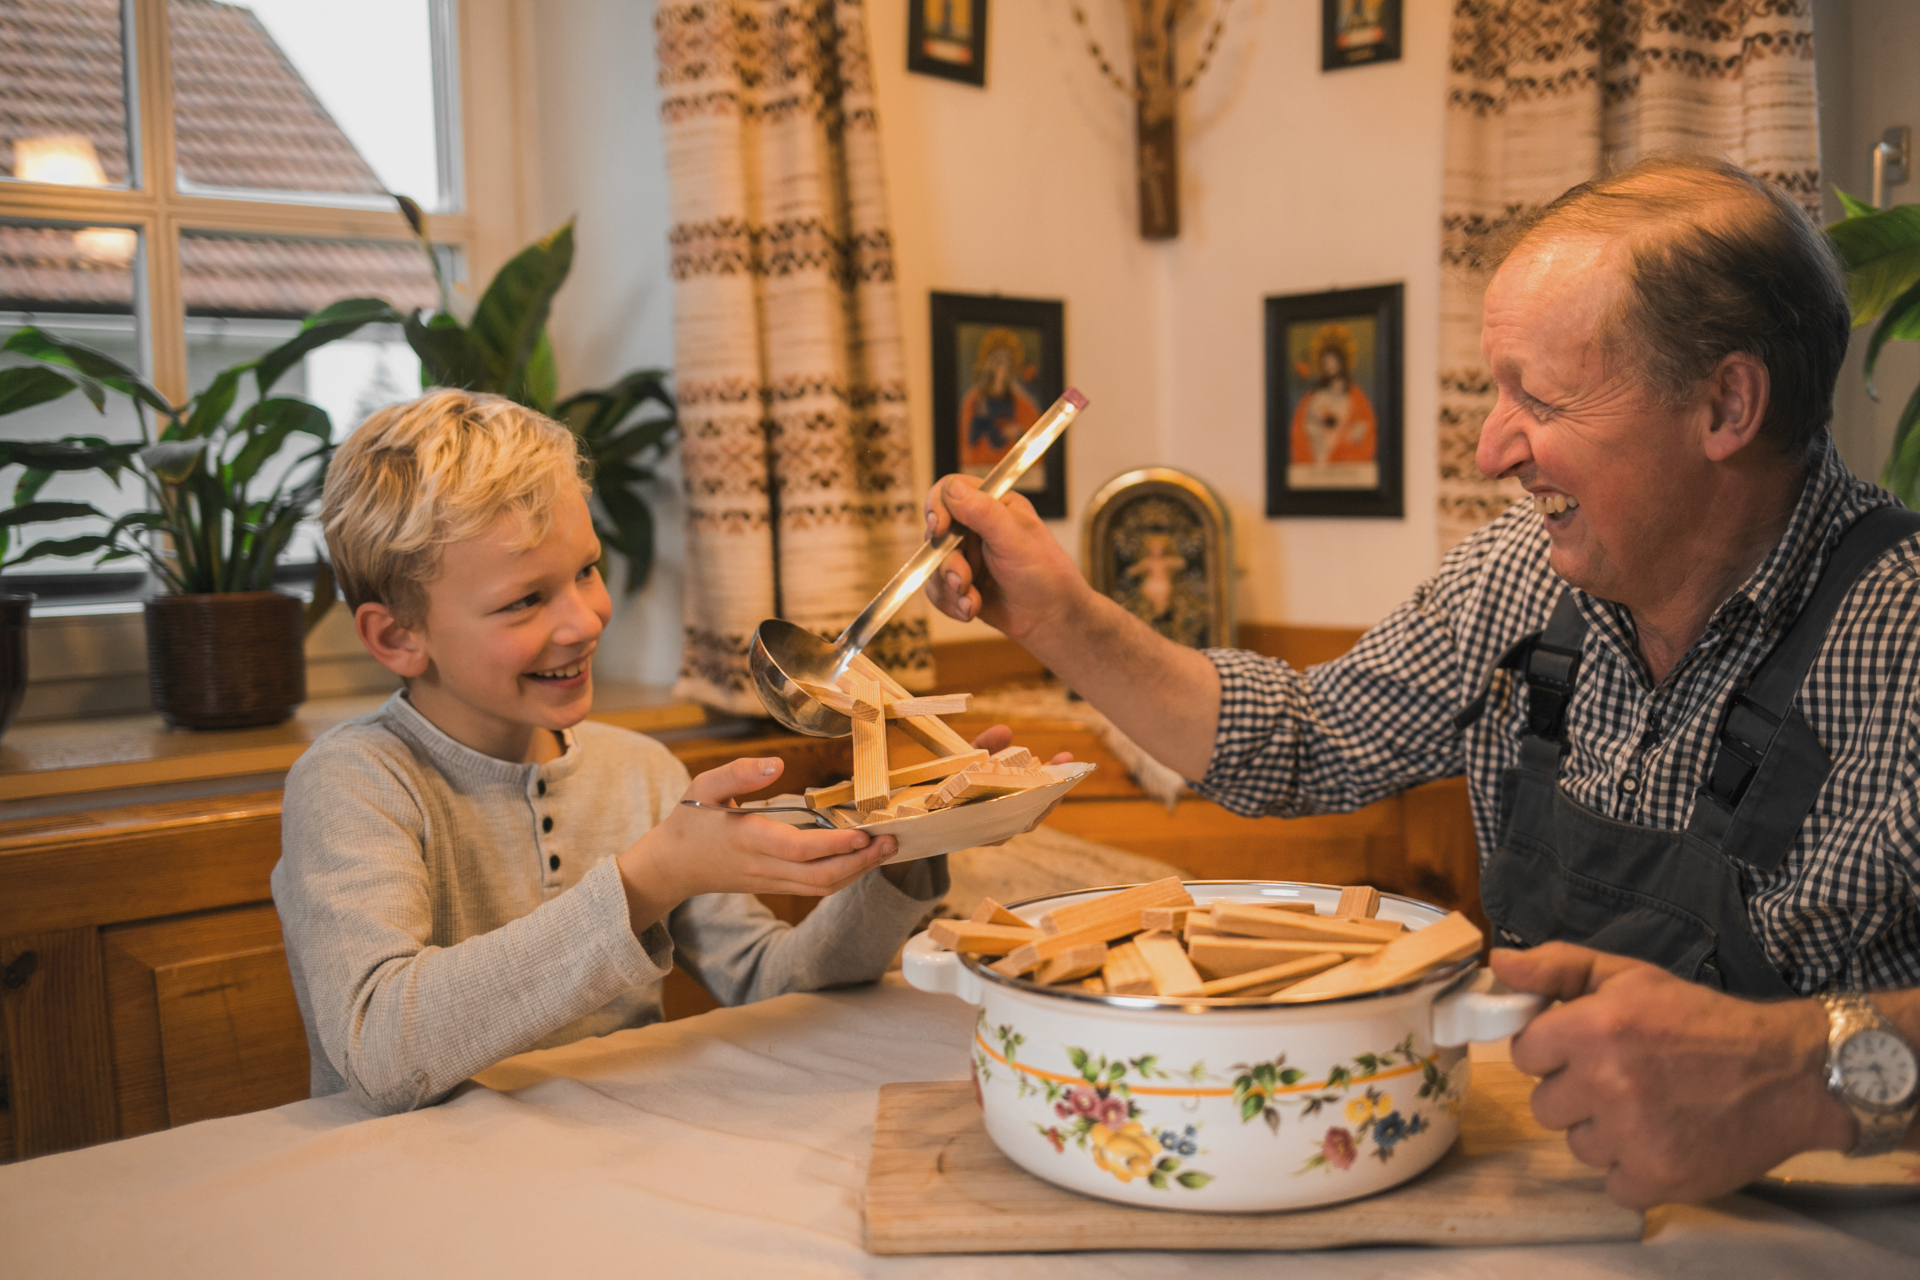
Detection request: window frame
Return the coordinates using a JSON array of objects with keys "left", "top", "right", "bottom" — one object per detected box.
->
[{"left": 0, "top": 0, "right": 534, "bottom": 718}]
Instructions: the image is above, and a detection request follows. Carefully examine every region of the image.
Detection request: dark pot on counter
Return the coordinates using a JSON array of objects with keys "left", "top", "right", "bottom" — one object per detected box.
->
[
  {"left": 144, "top": 592, "right": 305, "bottom": 729},
  {"left": 0, "top": 593, "right": 32, "bottom": 738}
]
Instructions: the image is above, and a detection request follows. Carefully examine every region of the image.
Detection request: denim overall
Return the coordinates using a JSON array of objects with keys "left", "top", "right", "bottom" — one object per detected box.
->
[{"left": 1477, "top": 506, "right": 1920, "bottom": 999}]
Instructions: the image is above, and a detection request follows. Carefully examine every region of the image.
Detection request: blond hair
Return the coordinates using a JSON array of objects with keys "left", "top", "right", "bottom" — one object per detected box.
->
[{"left": 322, "top": 390, "right": 589, "bottom": 625}]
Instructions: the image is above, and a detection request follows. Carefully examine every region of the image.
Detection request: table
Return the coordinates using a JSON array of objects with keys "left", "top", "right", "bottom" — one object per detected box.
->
[{"left": 3, "top": 977, "right": 1915, "bottom": 1278}]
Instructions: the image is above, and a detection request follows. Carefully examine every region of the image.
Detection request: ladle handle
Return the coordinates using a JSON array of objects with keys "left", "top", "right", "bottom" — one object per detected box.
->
[{"left": 832, "top": 388, "right": 1087, "bottom": 670}]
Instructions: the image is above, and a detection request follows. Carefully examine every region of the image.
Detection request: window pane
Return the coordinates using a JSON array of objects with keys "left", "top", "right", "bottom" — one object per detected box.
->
[
  {"left": 0, "top": 0, "right": 135, "bottom": 190},
  {"left": 0, "top": 220, "right": 148, "bottom": 595},
  {"left": 171, "top": 0, "right": 455, "bottom": 211},
  {"left": 182, "top": 230, "right": 439, "bottom": 562}
]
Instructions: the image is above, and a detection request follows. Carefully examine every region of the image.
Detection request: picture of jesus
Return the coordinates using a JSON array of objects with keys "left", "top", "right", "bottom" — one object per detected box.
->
[{"left": 1288, "top": 322, "right": 1379, "bottom": 491}]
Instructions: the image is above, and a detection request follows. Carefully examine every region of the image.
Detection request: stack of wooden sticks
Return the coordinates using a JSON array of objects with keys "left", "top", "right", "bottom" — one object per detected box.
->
[
  {"left": 928, "top": 878, "right": 1484, "bottom": 1003},
  {"left": 797, "top": 653, "right": 1056, "bottom": 826}
]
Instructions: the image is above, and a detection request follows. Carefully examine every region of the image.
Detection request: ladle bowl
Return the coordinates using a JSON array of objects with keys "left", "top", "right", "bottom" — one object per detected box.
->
[{"left": 750, "top": 387, "right": 1087, "bottom": 736}]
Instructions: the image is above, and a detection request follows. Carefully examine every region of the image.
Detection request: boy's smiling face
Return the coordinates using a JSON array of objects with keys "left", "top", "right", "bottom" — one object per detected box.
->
[{"left": 376, "top": 487, "right": 612, "bottom": 762}]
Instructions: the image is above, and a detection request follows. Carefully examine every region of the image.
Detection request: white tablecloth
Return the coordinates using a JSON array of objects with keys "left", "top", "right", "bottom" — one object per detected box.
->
[{"left": 4, "top": 977, "right": 1916, "bottom": 1278}]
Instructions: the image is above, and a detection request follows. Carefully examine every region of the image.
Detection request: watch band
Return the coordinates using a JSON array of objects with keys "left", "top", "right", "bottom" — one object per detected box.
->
[{"left": 1818, "top": 993, "right": 1920, "bottom": 1158}]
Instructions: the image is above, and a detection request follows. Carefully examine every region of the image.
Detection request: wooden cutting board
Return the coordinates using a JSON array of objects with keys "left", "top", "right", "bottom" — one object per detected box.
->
[{"left": 864, "top": 1060, "right": 1643, "bottom": 1254}]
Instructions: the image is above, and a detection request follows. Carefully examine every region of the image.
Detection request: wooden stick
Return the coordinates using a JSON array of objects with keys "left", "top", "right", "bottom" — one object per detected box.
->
[
  {"left": 1100, "top": 940, "right": 1154, "bottom": 995},
  {"left": 846, "top": 653, "right": 977, "bottom": 758},
  {"left": 1042, "top": 877, "right": 1192, "bottom": 937},
  {"left": 927, "top": 919, "right": 1042, "bottom": 955},
  {"left": 988, "top": 745, "right": 1036, "bottom": 771},
  {"left": 887, "top": 782, "right": 947, "bottom": 818},
  {"left": 1187, "top": 951, "right": 1345, "bottom": 997},
  {"left": 1271, "top": 912, "right": 1484, "bottom": 1003},
  {"left": 803, "top": 749, "right": 988, "bottom": 809},
  {"left": 849, "top": 675, "right": 890, "bottom": 815},
  {"left": 970, "top": 898, "right": 1026, "bottom": 928},
  {"left": 933, "top": 769, "right": 1039, "bottom": 807},
  {"left": 1135, "top": 929, "right": 1206, "bottom": 996},
  {"left": 1209, "top": 904, "right": 1403, "bottom": 945},
  {"left": 1188, "top": 935, "right": 1383, "bottom": 979},
  {"left": 886, "top": 693, "right": 972, "bottom": 717},
  {"left": 994, "top": 920, "right": 1133, "bottom": 976},
  {"left": 1336, "top": 885, "right": 1382, "bottom": 919},
  {"left": 1078, "top": 974, "right": 1108, "bottom": 994},
  {"left": 1140, "top": 905, "right": 1210, "bottom": 932},
  {"left": 1035, "top": 942, "right": 1108, "bottom": 985},
  {"left": 796, "top": 680, "right": 858, "bottom": 715}
]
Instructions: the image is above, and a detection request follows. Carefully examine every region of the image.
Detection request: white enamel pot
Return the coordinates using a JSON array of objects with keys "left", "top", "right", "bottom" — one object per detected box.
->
[{"left": 902, "top": 880, "right": 1545, "bottom": 1213}]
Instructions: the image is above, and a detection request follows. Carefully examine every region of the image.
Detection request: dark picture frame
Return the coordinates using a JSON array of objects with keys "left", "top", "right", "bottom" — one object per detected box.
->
[
  {"left": 1265, "top": 283, "right": 1404, "bottom": 519},
  {"left": 931, "top": 291, "right": 1067, "bottom": 519},
  {"left": 1321, "top": 0, "right": 1401, "bottom": 71},
  {"left": 908, "top": 0, "right": 988, "bottom": 87}
]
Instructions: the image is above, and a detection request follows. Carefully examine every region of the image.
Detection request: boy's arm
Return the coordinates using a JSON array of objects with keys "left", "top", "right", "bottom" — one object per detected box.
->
[
  {"left": 275, "top": 742, "right": 672, "bottom": 1115},
  {"left": 668, "top": 856, "right": 949, "bottom": 1006}
]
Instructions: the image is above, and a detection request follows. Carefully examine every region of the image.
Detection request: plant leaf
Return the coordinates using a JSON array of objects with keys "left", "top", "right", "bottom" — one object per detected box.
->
[
  {"left": 1837, "top": 187, "right": 1879, "bottom": 220},
  {"left": 257, "top": 297, "right": 404, "bottom": 397},
  {"left": 4, "top": 532, "right": 117, "bottom": 569},
  {"left": 226, "top": 398, "right": 332, "bottom": 489},
  {"left": 183, "top": 363, "right": 247, "bottom": 439},
  {"left": 1864, "top": 279, "right": 1920, "bottom": 399},
  {"left": 1827, "top": 204, "right": 1920, "bottom": 326},
  {"left": 0, "top": 365, "right": 88, "bottom": 417},
  {"left": 403, "top": 310, "right": 494, "bottom": 391},
  {"left": 2, "top": 326, "right": 175, "bottom": 416},
  {"left": 467, "top": 220, "right": 574, "bottom": 402},
  {"left": 141, "top": 440, "right": 210, "bottom": 485},
  {"left": 1880, "top": 380, "right": 1920, "bottom": 506},
  {"left": 520, "top": 329, "right": 557, "bottom": 412},
  {"left": 0, "top": 500, "right": 104, "bottom": 529}
]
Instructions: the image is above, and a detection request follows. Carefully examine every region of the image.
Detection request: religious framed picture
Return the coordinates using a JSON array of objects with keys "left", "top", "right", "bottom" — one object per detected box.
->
[
  {"left": 931, "top": 291, "right": 1067, "bottom": 519},
  {"left": 1321, "top": 0, "right": 1401, "bottom": 71},
  {"left": 908, "top": 0, "right": 988, "bottom": 86},
  {"left": 1083, "top": 468, "right": 1234, "bottom": 651},
  {"left": 1264, "top": 282, "right": 1404, "bottom": 518}
]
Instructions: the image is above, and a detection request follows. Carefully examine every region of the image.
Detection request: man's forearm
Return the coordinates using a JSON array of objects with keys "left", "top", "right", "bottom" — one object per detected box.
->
[{"left": 1015, "top": 588, "right": 1222, "bottom": 781}]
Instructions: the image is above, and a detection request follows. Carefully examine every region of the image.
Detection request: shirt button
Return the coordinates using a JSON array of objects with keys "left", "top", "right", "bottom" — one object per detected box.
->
[
  {"left": 542, "top": 816, "right": 554, "bottom": 833},
  {"left": 549, "top": 854, "right": 561, "bottom": 871},
  {"left": 1618, "top": 774, "right": 1641, "bottom": 794},
  {"left": 537, "top": 780, "right": 547, "bottom": 797}
]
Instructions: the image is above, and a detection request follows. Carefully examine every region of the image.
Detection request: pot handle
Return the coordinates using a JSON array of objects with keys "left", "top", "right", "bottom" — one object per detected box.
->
[
  {"left": 1431, "top": 968, "right": 1547, "bottom": 1048},
  {"left": 901, "top": 931, "right": 984, "bottom": 1005}
]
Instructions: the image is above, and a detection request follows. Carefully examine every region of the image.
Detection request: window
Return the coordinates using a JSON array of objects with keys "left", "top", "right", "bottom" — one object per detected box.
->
[{"left": 0, "top": 0, "right": 519, "bottom": 716}]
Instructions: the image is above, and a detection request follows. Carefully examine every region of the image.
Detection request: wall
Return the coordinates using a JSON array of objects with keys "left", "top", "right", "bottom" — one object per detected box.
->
[{"left": 526, "top": 0, "right": 1451, "bottom": 688}]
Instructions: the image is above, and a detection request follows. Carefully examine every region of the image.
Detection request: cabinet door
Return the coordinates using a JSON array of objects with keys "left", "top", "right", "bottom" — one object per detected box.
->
[{"left": 103, "top": 904, "right": 310, "bottom": 1137}]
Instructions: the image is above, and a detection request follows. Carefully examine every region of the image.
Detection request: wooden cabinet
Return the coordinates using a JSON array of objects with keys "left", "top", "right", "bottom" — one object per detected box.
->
[{"left": 0, "top": 633, "right": 1483, "bottom": 1162}]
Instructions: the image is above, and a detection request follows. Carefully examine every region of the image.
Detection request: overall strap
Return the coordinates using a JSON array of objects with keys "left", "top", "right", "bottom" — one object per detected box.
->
[
  {"left": 1452, "top": 589, "right": 1589, "bottom": 736},
  {"left": 1697, "top": 505, "right": 1920, "bottom": 815}
]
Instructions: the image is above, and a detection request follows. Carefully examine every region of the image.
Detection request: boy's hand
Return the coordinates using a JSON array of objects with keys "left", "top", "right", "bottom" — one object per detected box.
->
[{"left": 615, "top": 757, "right": 897, "bottom": 935}]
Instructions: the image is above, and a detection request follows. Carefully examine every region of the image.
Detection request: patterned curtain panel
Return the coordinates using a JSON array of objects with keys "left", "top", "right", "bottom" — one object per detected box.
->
[
  {"left": 1438, "top": 1, "right": 1820, "bottom": 551},
  {"left": 655, "top": 1, "right": 931, "bottom": 713}
]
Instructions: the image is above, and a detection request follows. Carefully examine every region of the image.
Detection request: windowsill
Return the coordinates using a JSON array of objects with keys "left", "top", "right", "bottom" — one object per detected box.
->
[{"left": 0, "top": 680, "right": 714, "bottom": 805}]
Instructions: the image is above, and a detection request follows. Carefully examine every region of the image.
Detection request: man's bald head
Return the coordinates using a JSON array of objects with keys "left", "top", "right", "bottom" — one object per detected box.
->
[{"left": 1497, "top": 155, "right": 1850, "bottom": 462}]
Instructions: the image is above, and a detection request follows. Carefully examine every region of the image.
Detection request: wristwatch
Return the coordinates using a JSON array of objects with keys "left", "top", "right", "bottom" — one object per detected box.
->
[{"left": 1818, "top": 993, "right": 1920, "bottom": 1158}]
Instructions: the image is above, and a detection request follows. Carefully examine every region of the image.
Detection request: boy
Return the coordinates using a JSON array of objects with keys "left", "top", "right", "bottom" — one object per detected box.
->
[{"left": 272, "top": 390, "right": 950, "bottom": 1115}]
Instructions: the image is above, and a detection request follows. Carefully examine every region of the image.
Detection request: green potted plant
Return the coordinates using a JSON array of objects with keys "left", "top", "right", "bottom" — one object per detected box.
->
[
  {"left": 1827, "top": 191, "right": 1920, "bottom": 504},
  {"left": 330, "top": 199, "right": 679, "bottom": 592},
  {"left": 0, "top": 311, "right": 384, "bottom": 728}
]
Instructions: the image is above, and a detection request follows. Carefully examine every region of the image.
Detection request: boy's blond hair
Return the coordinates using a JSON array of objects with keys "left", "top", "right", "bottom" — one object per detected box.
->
[{"left": 322, "top": 390, "right": 589, "bottom": 625}]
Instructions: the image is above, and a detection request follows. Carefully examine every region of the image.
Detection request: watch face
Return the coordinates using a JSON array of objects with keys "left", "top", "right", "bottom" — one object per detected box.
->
[{"left": 1838, "top": 1029, "right": 1919, "bottom": 1109}]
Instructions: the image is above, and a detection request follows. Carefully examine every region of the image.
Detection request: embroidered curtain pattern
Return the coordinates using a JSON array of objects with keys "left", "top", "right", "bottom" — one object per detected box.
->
[
  {"left": 1438, "top": 1, "right": 1820, "bottom": 550},
  {"left": 656, "top": 1, "right": 930, "bottom": 713}
]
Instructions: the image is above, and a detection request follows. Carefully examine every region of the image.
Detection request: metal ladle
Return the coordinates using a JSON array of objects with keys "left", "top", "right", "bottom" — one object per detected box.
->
[{"left": 749, "top": 387, "right": 1088, "bottom": 737}]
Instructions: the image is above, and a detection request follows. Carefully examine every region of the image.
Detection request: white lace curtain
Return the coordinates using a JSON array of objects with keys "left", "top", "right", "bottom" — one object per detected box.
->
[
  {"left": 655, "top": 1, "right": 931, "bottom": 713},
  {"left": 1438, "top": 0, "right": 1822, "bottom": 551}
]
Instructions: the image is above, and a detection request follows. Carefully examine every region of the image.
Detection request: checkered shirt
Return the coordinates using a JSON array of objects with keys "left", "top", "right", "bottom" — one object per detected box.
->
[{"left": 1195, "top": 437, "right": 1920, "bottom": 995}]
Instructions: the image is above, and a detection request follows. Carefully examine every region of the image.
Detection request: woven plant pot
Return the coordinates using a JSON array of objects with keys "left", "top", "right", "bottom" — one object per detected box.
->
[
  {"left": 0, "top": 594, "right": 31, "bottom": 740},
  {"left": 145, "top": 592, "right": 306, "bottom": 729}
]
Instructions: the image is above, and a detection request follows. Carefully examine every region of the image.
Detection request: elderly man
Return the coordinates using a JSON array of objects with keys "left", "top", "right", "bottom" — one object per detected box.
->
[{"left": 921, "top": 155, "right": 1920, "bottom": 1208}]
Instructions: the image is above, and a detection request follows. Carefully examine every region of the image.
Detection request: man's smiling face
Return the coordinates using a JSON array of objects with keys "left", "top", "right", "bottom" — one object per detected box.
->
[
  {"left": 404, "top": 485, "right": 612, "bottom": 760},
  {"left": 1476, "top": 235, "right": 1717, "bottom": 607}
]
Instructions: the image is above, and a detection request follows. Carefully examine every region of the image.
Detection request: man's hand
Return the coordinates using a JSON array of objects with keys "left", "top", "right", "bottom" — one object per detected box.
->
[
  {"left": 1493, "top": 943, "right": 1856, "bottom": 1208},
  {"left": 615, "top": 757, "right": 897, "bottom": 934},
  {"left": 924, "top": 475, "right": 1090, "bottom": 640}
]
